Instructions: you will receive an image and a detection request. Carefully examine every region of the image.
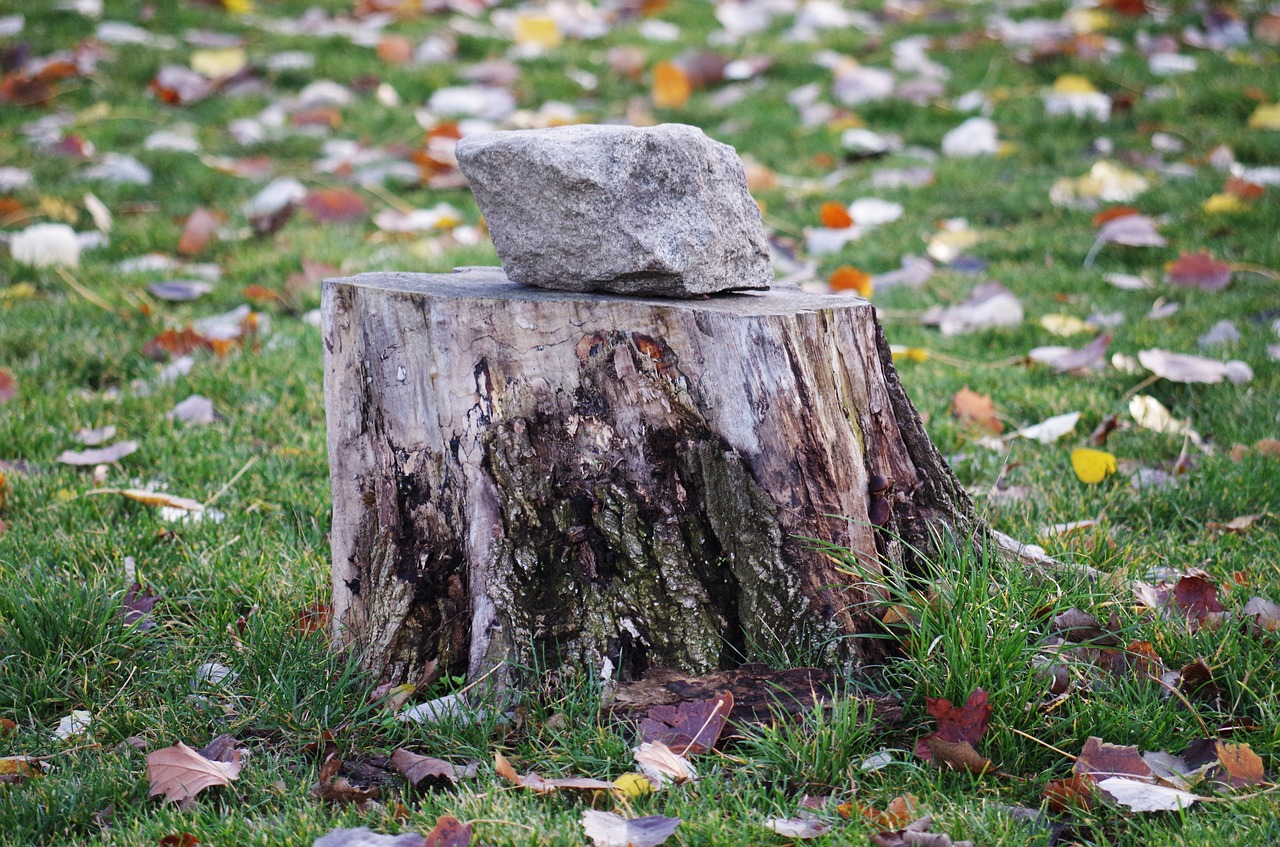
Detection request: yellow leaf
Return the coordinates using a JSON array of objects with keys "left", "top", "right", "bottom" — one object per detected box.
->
[
  {"left": 1040, "top": 314, "right": 1095, "bottom": 336},
  {"left": 1202, "top": 193, "right": 1248, "bottom": 214},
  {"left": 221, "top": 0, "right": 254, "bottom": 13},
  {"left": 1247, "top": 103, "right": 1280, "bottom": 130},
  {"left": 890, "top": 346, "right": 929, "bottom": 363},
  {"left": 513, "top": 13, "right": 562, "bottom": 50},
  {"left": 613, "top": 772, "right": 655, "bottom": 798},
  {"left": 1071, "top": 448, "right": 1117, "bottom": 484},
  {"left": 1053, "top": 74, "right": 1098, "bottom": 94},
  {"left": 652, "top": 61, "right": 691, "bottom": 109},
  {"left": 39, "top": 196, "right": 79, "bottom": 224},
  {"left": 191, "top": 48, "right": 247, "bottom": 78},
  {"left": 1065, "top": 8, "right": 1110, "bottom": 32},
  {"left": 1, "top": 282, "right": 38, "bottom": 303}
]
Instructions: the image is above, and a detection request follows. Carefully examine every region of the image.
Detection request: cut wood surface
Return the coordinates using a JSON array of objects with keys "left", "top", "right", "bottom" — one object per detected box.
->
[{"left": 323, "top": 268, "right": 977, "bottom": 686}]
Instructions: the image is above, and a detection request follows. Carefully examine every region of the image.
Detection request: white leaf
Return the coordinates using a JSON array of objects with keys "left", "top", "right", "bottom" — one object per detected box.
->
[
  {"left": 633, "top": 741, "right": 697, "bottom": 786},
  {"left": 51, "top": 710, "right": 92, "bottom": 741},
  {"left": 1013, "top": 412, "right": 1081, "bottom": 444},
  {"left": 1137, "top": 349, "right": 1228, "bottom": 383},
  {"left": 763, "top": 817, "right": 832, "bottom": 838},
  {"left": 1098, "top": 215, "right": 1166, "bottom": 247},
  {"left": 168, "top": 395, "right": 217, "bottom": 425},
  {"left": 942, "top": 116, "right": 999, "bottom": 156},
  {"left": 313, "top": 828, "right": 435, "bottom": 847},
  {"left": 1097, "top": 776, "right": 1200, "bottom": 811},
  {"left": 57, "top": 441, "right": 139, "bottom": 466},
  {"left": 10, "top": 223, "right": 81, "bottom": 268},
  {"left": 582, "top": 811, "right": 680, "bottom": 847}
]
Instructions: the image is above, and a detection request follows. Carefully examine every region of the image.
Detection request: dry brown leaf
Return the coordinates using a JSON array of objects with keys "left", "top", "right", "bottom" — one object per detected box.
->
[
  {"left": 493, "top": 751, "right": 613, "bottom": 794},
  {"left": 146, "top": 741, "right": 242, "bottom": 803},
  {"left": 178, "top": 207, "right": 220, "bottom": 256},
  {"left": 923, "top": 737, "right": 994, "bottom": 774},
  {"left": 390, "top": 749, "right": 467, "bottom": 790},
  {"left": 1206, "top": 514, "right": 1265, "bottom": 536},
  {"left": 1164, "top": 251, "right": 1232, "bottom": 292},
  {"left": 117, "top": 489, "right": 204, "bottom": 512},
  {"left": 637, "top": 692, "right": 733, "bottom": 754},
  {"left": 1213, "top": 741, "right": 1265, "bottom": 788},
  {"left": 858, "top": 794, "right": 919, "bottom": 830},
  {"left": 1074, "top": 737, "right": 1153, "bottom": 780},
  {"left": 304, "top": 188, "right": 368, "bottom": 223},
  {"left": 950, "top": 388, "right": 1003, "bottom": 434},
  {"left": 1043, "top": 773, "right": 1097, "bottom": 812}
]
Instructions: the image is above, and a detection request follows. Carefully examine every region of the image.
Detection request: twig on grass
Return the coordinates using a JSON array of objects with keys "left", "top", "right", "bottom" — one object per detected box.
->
[
  {"left": 207, "top": 456, "right": 258, "bottom": 507},
  {"left": 55, "top": 266, "right": 118, "bottom": 314}
]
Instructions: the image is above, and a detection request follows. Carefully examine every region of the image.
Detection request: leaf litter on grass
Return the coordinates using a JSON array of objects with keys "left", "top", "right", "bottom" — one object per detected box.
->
[{"left": 2, "top": 0, "right": 1279, "bottom": 842}]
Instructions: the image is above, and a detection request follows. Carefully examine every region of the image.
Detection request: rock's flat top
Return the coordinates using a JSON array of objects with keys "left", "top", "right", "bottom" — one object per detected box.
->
[{"left": 455, "top": 124, "right": 773, "bottom": 298}]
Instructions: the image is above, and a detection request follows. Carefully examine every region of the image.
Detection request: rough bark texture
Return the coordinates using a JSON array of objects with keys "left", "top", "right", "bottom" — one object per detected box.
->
[{"left": 323, "top": 268, "right": 977, "bottom": 688}]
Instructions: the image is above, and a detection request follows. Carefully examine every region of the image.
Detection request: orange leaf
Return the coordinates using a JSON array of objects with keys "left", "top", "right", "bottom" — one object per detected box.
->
[
  {"left": 0, "top": 369, "right": 15, "bottom": 405},
  {"left": 376, "top": 35, "right": 414, "bottom": 64},
  {"left": 820, "top": 201, "right": 854, "bottom": 228},
  {"left": 304, "top": 188, "right": 367, "bottom": 223},
  {"left": 1214, "top": 741, "right": 1265, "bottom": 788},
  {"left": 652, "top": 62, "right": 691, "bottom": 109},
  {"left": 829, "top": 266, "right": 872, "bottom": 297},
  {"left": 1091, "top": 205, "right": 1140, "bottom": 228},
  {"left": 1224, "top": 177, "right": 1265, "bottom": 201},
  {"left": 950, "top": 387, "right": 1003, "bottom": 434}
]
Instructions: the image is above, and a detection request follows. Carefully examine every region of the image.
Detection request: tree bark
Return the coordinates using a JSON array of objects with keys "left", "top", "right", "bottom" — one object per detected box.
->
[{"left": 323, "top": 268, "right": 977, "bottom": 688}]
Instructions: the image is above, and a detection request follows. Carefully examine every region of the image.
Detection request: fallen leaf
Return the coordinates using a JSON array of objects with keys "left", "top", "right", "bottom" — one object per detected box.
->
[
  {"left": 613, "top": 772, "right": 655, "bottom": 798},
  {"left": 1173, "top": 573, "right": 1224, "bottom": 624},
  {"left": 52, "top": 710, "right": 92, "bottom": 741},
  {"left": 304, "top": 188, "right": 367, "bottom": 223},
  {"left": 1129, "top": 395, "right": 1202, "bottom": 444},
  {"left": 1075, "top": 737, "right": 1153, "bottom": 780},
  {"left": 652, "top": 61, "right": 691, "bottom": 108},
  {"left": 1138, "top": 349, "right": 1242, "bottom": 384},
  {"left": 1247, "top": 103, "right": 1280, "bottom": 130},
  {"left": 120, "top": 582, "right": 159, "bottom": 630},
  {"left": 1011, "top": 411, "right": 1080, "bottom": 444},
  {"left": 390, "top": 749, "right": 470, "bottom": 790},
  {"left": 923, "top": 737, "right": 993, "bottom": 774},
  {"left": 920, "top": 282, "right": 1023, "bottom": 335},
  {"left": 950, "top": 387, "right": 1003, "bottom": 434},
  {"left": 829, "top": 265, "right": 872, "bottom": 296},
  {"left": 820, "top": 201, "right": 854, "bottom": 228},
  {"left": 1206, "top": 514, "right": 1264, "bottom": 537},
  {"left": 0, "top": 369, "right": 15, "bottom": 404},
  {"left": 1165, "top": 251, "right": 1232, "bottom": 291},
  {"left": 1213, "top": 742, "right": 1265, "bottom": 788},
  {"left": 0, "top": 756, "right": 46, "bottom": 786},
  {"left": 1097, "top": 776, "right": 1200, "bottom": 811},
  {"left": 57, "top": 441, "right": 139, "bottom": 466},
  {"left": 178, "top": 207, "right": 220, "bottom": 256},
  {"left": 1071, "top": 448, "right": 1117, "bottom": 484},
  {"left": 637, "top": 692, "right": 733, "bottom": 754},
  {"left": 858, "top": 795, "right": 919, "bottom": 831},
  {"left": 146, "top": 740, "right": 242, "bottom": 803},
  {"left": 633, "top": 741, "right": 697, "bottom": 786},
  {"left": 314, "top": 746, "right": 380, "bottom": 806},
  {"left": 869, "top": 815, "right": 974, "bottom": 847},
  {"left": 117, "top": 489, "right": 204, "bottom": 512},
  {"left": 762, "top": 817, "right": 831, "bottom": 839},
  {"left": 168, "top": 395, "right": 217, "bottom": 425},
  {"left": 582, "top": 810, "right": 680, "bottom": 847},
  {"left": 493, "top": 751, "right": 614, "bottom": 794},
  {"left": 1084, "top": 214, "right": 1166, "bottom": 268},
  {"left": 1242, "top": 596, "right": 1280, "bottom": 632},
  {"left": 1043, "top": 773, "right": 1097, "bottom": 812}
]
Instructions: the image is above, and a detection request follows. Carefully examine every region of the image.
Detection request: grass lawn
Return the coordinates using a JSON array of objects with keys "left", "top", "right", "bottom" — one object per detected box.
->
[{"left": 1, "top": 0, "right": 1278, "bottom": 844}]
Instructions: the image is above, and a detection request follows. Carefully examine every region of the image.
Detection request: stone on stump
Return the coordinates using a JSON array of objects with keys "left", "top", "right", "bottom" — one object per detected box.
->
[{"left": 455, "top": 124, "right": 773, "bottom": 298}]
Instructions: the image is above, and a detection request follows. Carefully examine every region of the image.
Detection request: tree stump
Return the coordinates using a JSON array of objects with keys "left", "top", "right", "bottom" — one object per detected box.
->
[{"left": 323, "top": 268, "right": 977, "bottom": 688}]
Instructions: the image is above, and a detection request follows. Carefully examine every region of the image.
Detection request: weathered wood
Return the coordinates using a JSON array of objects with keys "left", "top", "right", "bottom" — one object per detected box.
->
[{"left": 323, "top": 268, "right": 976, "bottom": 688}]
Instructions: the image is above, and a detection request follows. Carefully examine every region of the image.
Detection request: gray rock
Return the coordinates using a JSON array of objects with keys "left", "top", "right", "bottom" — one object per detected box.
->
[{"left": 455, "top": 123, "right": 772, "bottom": 297}]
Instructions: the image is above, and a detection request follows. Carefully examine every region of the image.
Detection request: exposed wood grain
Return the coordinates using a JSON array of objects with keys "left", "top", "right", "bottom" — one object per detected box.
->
[{"left": 323, "top": 268, "right": 977, "bottom": 686}]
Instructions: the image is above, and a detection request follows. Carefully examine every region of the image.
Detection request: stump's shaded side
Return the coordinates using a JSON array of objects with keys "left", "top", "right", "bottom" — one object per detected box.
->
[{"left": 324, "top": 269, "right": 976, "bottom": 687}]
